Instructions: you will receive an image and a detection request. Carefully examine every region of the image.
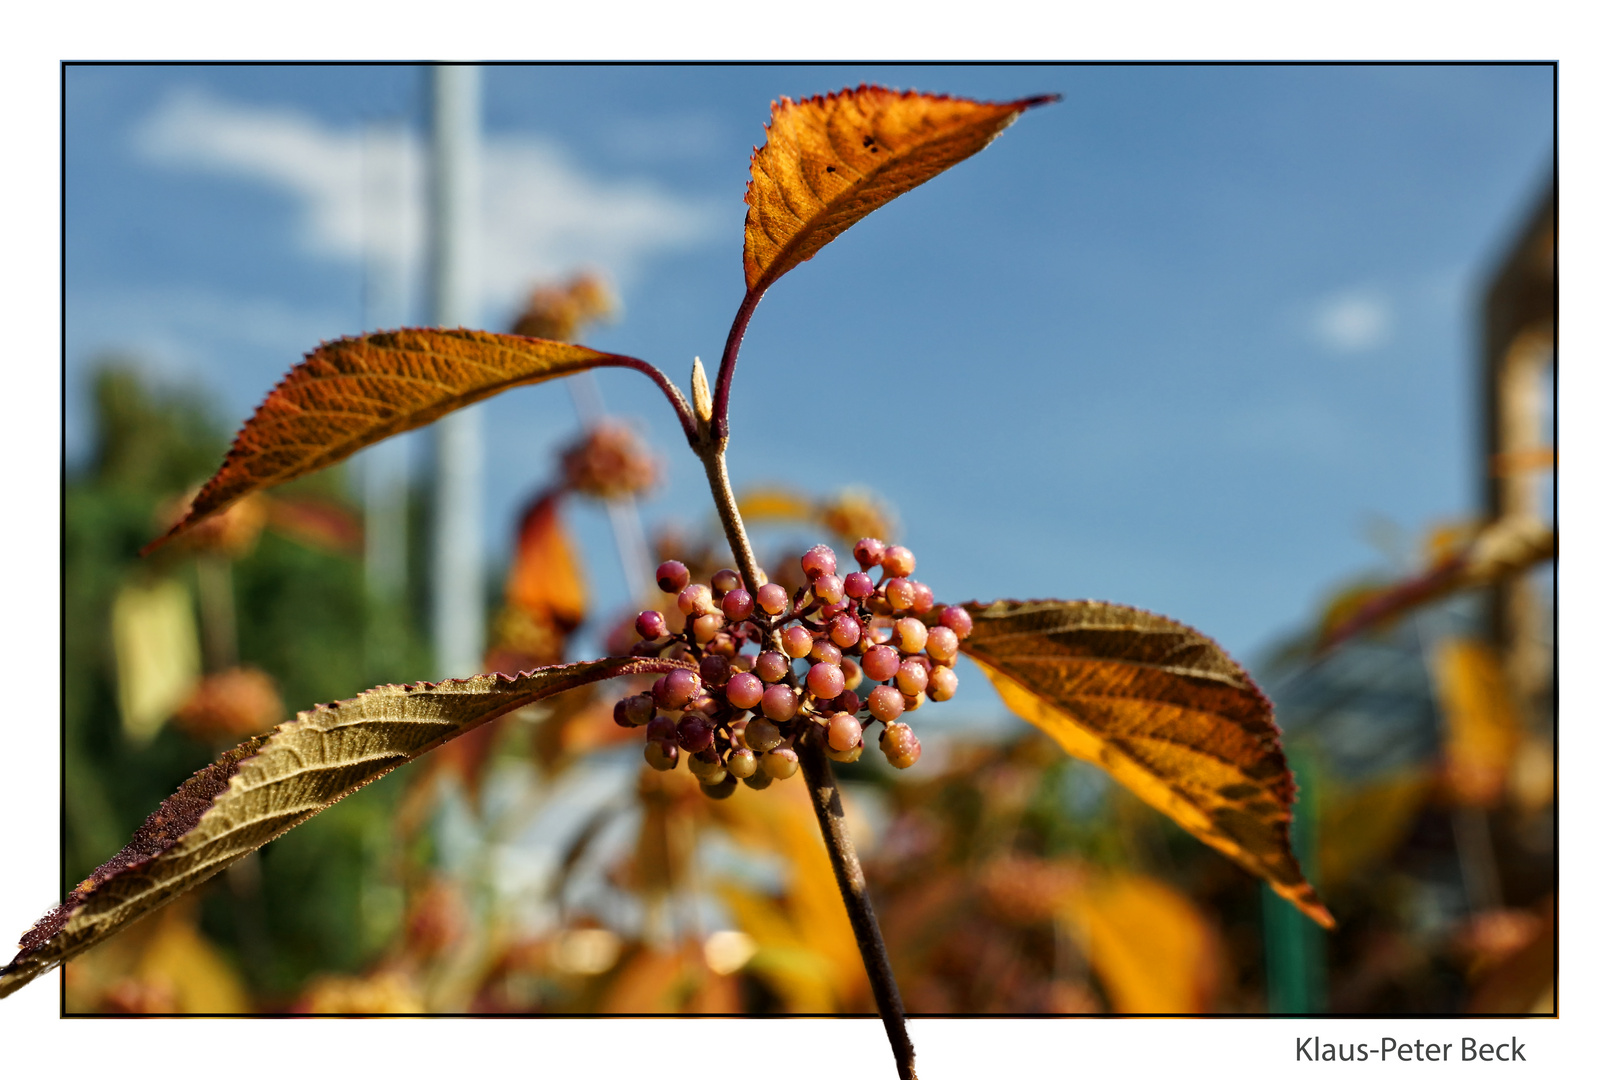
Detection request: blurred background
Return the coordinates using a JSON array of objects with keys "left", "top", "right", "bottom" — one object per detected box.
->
[{"left": 60, "top": 63, "right": 1553, "bottom": 1014}]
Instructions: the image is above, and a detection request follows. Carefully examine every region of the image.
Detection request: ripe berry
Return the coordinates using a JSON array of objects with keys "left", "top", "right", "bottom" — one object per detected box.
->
[
  {"left": 909, "top": 582, "right": 934, "bottom": 613},
  {"left": 829, "top": 614, "right": 862, "bottom": 649},
  {"left": 801, "top": 544, "right": 838, "bottom": 580},
  {"left": 625, "top": 694, "right": 656, "bottom": 726},
  {"left": 862, "top": 644, "right": 900, "bottom": 682},
  {"left": 677, "top": 584, "right": 713, "bottom": 616},
  {"left": 726, "top": 672, "right": 765, "bottom": 709},
  {"left": 701, "top": 773, "right": 739, "bottom": 799},
  {"left": 727, "top": 748, "right": 758, "bottom": 778},
  {"left": 655, "top": 669, "right": 701, "bottom": 711},
  {"left": 762, "top": 746, "right": 800, "bottom": 780},
  {"left": 761, "top": 683, "right": 799, "bottom": 723},
  {"left": 635, "top": 610, "right": 668, "bottom": 640},
  {"left": 692, "top": 613, "right": 723, "bottom": 643},
  {"left": 925, "top": 625, "right": 959, "bottom": 663},
  {"left": 757, "top": 582, "right": 789, "bottom": 615},
  {"left": 722, "top": 588, "right": 755, "bottom": 622},
  {"left": 656, "top": 561, "right": 690, "bottom": 593},
  {"left": 699, "top": 654, "right": 732, "bottom": 687},
  {"left": 844, "top": 571, "right": 875, "bottom": 599},
  {"left": 882, "top": 545, "right": 916, "bottom": 578},
  {"left": 895, "top": 659, "right": 929, "bottom": 696},
  {"left": 807, "top": 661, "right": 845, "bottom": 700},
  {"left": 646, "top": 714, "right": 677, "bottom": 743},
  {"left": 902, "top": 692, "right": 922, "bottom": 712},
  {"left": 927, "top": 666, "right": 959, "bottom": 701},
  {"left": 809, "top": 639, "right": 843, "bottom": 667},
  {"left": 677, "top": 713, "right": 716, "bottom": 753},
  {"left": 744, "top": 717, "right": 783, "bottom": 752},
  {"left": 644, "top": 740, "right": 679, "bottom": 771},
  {"left": 613, "top": 698, "right": 637, "bottom": 728},
  {"left": 893, "top": 617, "right": 928, "bottom": 655},
  {"left": 938, "top": 605, "right": 974, "bottom": 639},
  {"left": 884, "top": 578, "right": 915, "bottom": 612},
  {"left": 711, "top": 569, "right": 743, "bottom": 595},
  {"left": 880, "top": 722, "right": 921, "bottom": 768},
  {"left": 840, "top": 657, "right": 863, "bottom": 691},
  {"left": 866, "top": 685, "right": 904, "bottom": 722},
  {"left": 689, "top": 693, "right": 721, "bottom": 717},
  {"left": 782, "top": 625, "right": 814, "bottom": 658},
  {"left": 754, "top": 650, "right": 790, "bottom": 684},
  {"left": 853, "top": 537, "right": 886, "bottom": 569},
  {"left": 826, "top": 712, "right": 863, "bottom": 753},
  {"left": 813, "top": 574, "right": 846, "bottom": 606}
]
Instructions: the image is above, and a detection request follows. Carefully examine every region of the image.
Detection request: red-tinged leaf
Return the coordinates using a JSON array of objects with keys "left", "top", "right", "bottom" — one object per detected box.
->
[
  {"left": 743, "top": 86, "right": 1055, "bottom": 297},
  {"left": 144, "top": 329, "right": 645, "bottom": 553},
  {"left": 1, "top": 655, "right": 689, "bottom": 999},
  {"left": 506, "top": 489, "right": 588, "bottom": 633},
  {"left": 263, "top": 494, "right": 364, "bottom": 555},
  {"left": 956, "top": 599, "right": 1335, "bottom": 930}
]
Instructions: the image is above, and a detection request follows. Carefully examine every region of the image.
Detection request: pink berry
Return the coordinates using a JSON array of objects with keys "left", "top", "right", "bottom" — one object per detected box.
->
[
  {"left": 758, "top": 583, "right": 789, "bottom": 616},
  {"left": 893, "top": 617, "right": 928, "bottom": 655},
  {"left": 699, "top": 654, "right": 731, "bottom": 687},
  {"left": 692, "top": 613, "right": 723, "bottom": 643},
  {"left": 826, "top": 712, "right": 863, "bottom": 753},
  {"left": 809, "top": 639, "right": 843, "bottom": 667},
  {"left": 655, "top": 669, "right": 701, "bottom": 711},
  {"left": 939, "top": 605, "right": 974, "bottom": 639},
  {"left": 722, "top": 588, "right": 756, "bottom": 622},
  {"left": 644, "top": 740, "right": 679, "bottom": 771},
  {"left": 676, "top": 584, "right": 713, "bottom": 616},
  {"left": 807, "top": 662, "right": 845, "bottom": 699},
  {"left": 782, "top": 625, "right": 814, "bottom": 658},
  {"left": 866, "top": 685, "right": 904, "bottom": 722},
  {"left": 862, "top": 645, "right": 900, "bottom": 682},
  {"left": 635, "top": 610, "right": 667, "bottom": 640},
  {"left": 801, "top": 544, "right": 838, "bottom": 580},
  {"left": 655, "top": 561, "right": 690, "bottom": 594},
  {"left": 646, "top": 714, "right": 677, "bottom": 742},
  {"left": 895, "top": 660, "right": 928, "bottom": 696},
  {"left": 844, "top": 571, "right": 875, "bottom": 599},
  {"left": 884, "top": 578, "right": 915, "bottom": 612},
  {"left": 761, "top": 684, "right": 799, "bottom": 723},
  {"left": 881, "top": 545, "right": 916, "bottom": 577},
  {"left": 829, "top": 614, "right": 862, "bottom": 649},
  {"left": 909, "top": 582, "right": 934, "bottom": 613},
  {"left": 676, "top": 712, "right": 714, "bottom": 752},
  {"left": 726, "top": 672, "right": 765, "bottom": 709},
  {"left": 880, "top": 722, "right": 922, "bottom": 768},
  {"left": 813, "top": 574, "right": 846, "bottom": 606},
  {"left": 927, "top": 666, "right": 958, "bottom": 701},
  {"left": 925, "top": 626, "right": 959, "bottom": 663},
  {"left": 836, "top": 688, "right": 862, "bottom": 714},
  {"left": 853, "top": 537, "right": 886, "bottom": 569},
  {"left": 711, "top": 569, "right": 742, "bottom": 595},
  {"left": 754, "top": 650, "right": 790, "bottom": 683}
]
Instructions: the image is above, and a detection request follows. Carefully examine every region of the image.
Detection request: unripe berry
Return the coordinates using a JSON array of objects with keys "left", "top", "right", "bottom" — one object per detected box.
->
[
  {"left": 743, "top": 771, "right": 774, "bottom": 790},
  {"left": 826, "top": 712, "right": 863, "bottom": 753},
  {"left": 909, "top": 582, "right": 934, "bottom": 613},
  {"left": 689, "top": 748, "right": 726, "bottom": 783},
  {"left": 829, "top": 614, "right": 862, "bottom": 649},
  {"left": 656, "top": 560, "right": 690, "bottom": 593},
  {"left": 866, "top": 685, "right": 904, "bottom": 723},
  {"left": 646, "top": 714, "right": 678, "bottom": 743},
  {"left": 862, "top": 644, "right": 900, "bottom": 682},
  {"left": 884, "top": 578, "right": 915, "bottom": 612},
  {"left": 927, "top": 666, "right": 958, "bottom": 701},
  {"left": 853, "top": 537, "right": 886, "bottom": 569},
  {"left": 840, "top": 657, "right": 863, "bottom": 691},
  {"left": 727, "top": 748, "right": 758, "bottom": 778},
  {"left": 881, "top": 545, "right": 916, "bottom": 578},
  {"left": 711, "top": 569, "right": 743, "bottom": 595},
  {"left": 677, "top": 584, "right": 713, "bottom": 616},
  {"left": 844, "top": 571, "right": 875, "bottom": 599},
  {"left": 692, "top": 613, "right": 723, "bottom": 644},
  {"left": 801, "top": 544, "right": 838, "bottom": 580},
  {"left": 807, "top": 661, "right": 845, "bottom": 700},
  {"left": 655, "top": 669, "right": 701, "bottom": 711},
  {"left": 809, "top": 639, "right": 843, "bottom": 667},
  {"left": 744, "top": 717, "right": 783, "bottom": 752},
  {"left": 827, "top": 740, "right": 863, "bottom": 764},
  {"left": 624, "top": 693, "right": 656, "bottom": 726},
  {"left": 925, "top": 625, "right": 960, "bottom": 663},
  {"left": 754, "top": 650, "right": 790, "bottom": 684},
  {"left": 761, "top": 684, "right": 799, "bottom": 723},
  {"left": 726, "top": 672, "right": 765, "bottom": 709},
  {"left": 902, "top": 692, "right": 922, "bottom": 712},
  {"left": 644, "top": 740, "right": 679, "bottom": 771},
  {"left": 699, "top": 654, "right": 732, "bottom": 687},
  {"left": 757, "top": 582, "right": 789, "bottom": 615},
  {"left": 938, "top": 605, "right": 975, "bottom": 640},
  {"left": 782, "top": 625, "right": 814, "bottom": 658},
  {"left": 722, "top": 588, "right": 755, "bottom": 622},
  {"left": 762, "top": 746, "right": 800, "bottom": 780},
  {"left": 895, "top": 659, "right": 929, "bottom": 697},
  {"left": 635, "top": 610, "right": 667, "bottom": 640},
  {"left": 880, "top": 722, "right": 922, "bottom": 768},
  {"left": 813, "top": 574, "right": 845, "bottom": 606},
  {"left": 701, "top": 773, "right": 740, "bottom": 799},
  {"left": 893, "top": 617, "right": 928, "bottom": 656}
]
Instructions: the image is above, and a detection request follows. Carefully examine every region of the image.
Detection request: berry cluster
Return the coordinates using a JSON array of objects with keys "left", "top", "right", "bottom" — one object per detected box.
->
[{"left": 613, "top": 539, "right": 974, "bottom": 799}]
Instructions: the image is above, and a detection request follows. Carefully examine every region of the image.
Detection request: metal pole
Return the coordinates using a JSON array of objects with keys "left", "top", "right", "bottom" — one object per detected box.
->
[
  {"left": 362, "top": 119, "right": 410, "bottom": 610},
  {"left": 428, "top": 65, "right": 484, "bottom": 679}
]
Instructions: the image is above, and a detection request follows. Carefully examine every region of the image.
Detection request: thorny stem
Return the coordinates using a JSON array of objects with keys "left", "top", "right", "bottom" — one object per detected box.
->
[{"left": 694, "top": 427, "right": 916, "bottom": 1080}]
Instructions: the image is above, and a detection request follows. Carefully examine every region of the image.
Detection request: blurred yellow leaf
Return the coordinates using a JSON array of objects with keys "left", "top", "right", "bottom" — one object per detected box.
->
[
  {"left": 112, "top": 578, "right": 201, "bottom": 745},
  {"left": 1058, "top": 871, "right": 1220, "bottom": 1014},
  {"left": 1317, "top": 769, "right": 1433, "bottom": 891},
  {"left": 735, "top": 486, "right": 818, "bottom": 524},
  {"left": 1431, "top": 638, "right": 1521, "bottom": 806}
]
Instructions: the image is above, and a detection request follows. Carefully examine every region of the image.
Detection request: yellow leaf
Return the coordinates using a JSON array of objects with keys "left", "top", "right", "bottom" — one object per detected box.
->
[
  {"left": 734, "top": 487, "right": 819, "bottom": 524},
  {"left": 1431, "top": 638, "right": 1521, "bottom": 806},
  {"left": 111, "top": 578, "right": 201, "bottom": 745},
  {"left": 1059, "top": 871, "right": 1219, "bottom": 1014}
]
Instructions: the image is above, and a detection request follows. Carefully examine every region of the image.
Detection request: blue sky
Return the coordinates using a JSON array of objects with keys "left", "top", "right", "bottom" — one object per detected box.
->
[{"left": 64, "top": 63, "right": 1553, "bottom": 688}]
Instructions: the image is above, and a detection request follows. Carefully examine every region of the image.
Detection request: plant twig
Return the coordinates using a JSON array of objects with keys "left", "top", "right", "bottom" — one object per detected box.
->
[{"left": 699, "top": 443, "right": 767, "bottom": 594}]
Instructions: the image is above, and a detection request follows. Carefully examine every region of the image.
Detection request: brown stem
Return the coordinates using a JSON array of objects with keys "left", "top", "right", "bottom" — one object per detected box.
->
[
  {"left": 800, "top": 741, "right": 917, "bottom": 1080},
  {"left": 699, "top": 442, "right": 767, "bottom": 594}
]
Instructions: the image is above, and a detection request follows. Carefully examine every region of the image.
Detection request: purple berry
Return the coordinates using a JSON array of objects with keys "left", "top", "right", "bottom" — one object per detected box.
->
[
  {"left": 635, "top": 610, "right": 668, "bottom": 640},
  {"left": 829, "top": 614, "right": 862, "bottom": 649},
  {"left": 807, "top": 662, "right": 845, "bottom": 700},
  {"left": 927, "top": 666, "right": 958, "bottom": 701},
  {"left": 853, "top": 537, "right": 886, "bottom": 569},
  {"left": 655, "top": 561, "right": 690, "bottom": 594},
  {"left": 866, "top": 685, "right": 904, "bottom": 722},
  {"left": 655, "top": 669, "right": 701, "bottom": 711},
  {"left": 757, "top": 582, "right": 789, "bottom": 616},
  {"left": 761, "top": 684, "right": 799, "bottom": 723},
  {"left": 909, "top": 582, "right": 934, "bottom": 613},
  {"left": 646, "top": 714, "right": 677, "bottom": 742},
  {"left": 722, "top": 588, "right": 756, "bottom": 622},
  {"left": 844, "top": 571, "right": 875, "bottom": 599},
  {"left": 862, "top": 645, "right": 901, "bottom": 682},
  {"left": 782, "top": 625, "right": 814, "bottom": 658},
  {"left": 881, "top": 545, "right": 916, "bottom": 578},
  {"left": 676, "top": 713, "right": 715, "bottom": 753},
  {"left": 801, "top": 544, "right": 838, "bottom": 580},
  {"left": 699, "top": 654, "right": 732, "bottom": 687},
  {"left": 835, "top": 688, "right": 862, "bottom": 714},
  {"left": 726, "top": 672, "right": 765, "bottom": 709},
  {"left": 826, "top": 712, "right": 863, "bottom": 753},
  {"left": 939, "top": 605, "right": 974, "bottom": 639},
  {"left": 809, "top": 639, "right": 843, "bottom": 667},
  {"left": 754, "top": 651, "right": 790, "bottom": 684},
  {"left": 711, "top": 569, "right": 743, "bottom": 595}
]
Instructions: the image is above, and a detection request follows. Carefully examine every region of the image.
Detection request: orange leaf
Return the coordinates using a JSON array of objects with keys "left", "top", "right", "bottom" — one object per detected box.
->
[
  {"left": 958, "top": 599, "right": 1334, "bottom": 930},
  {"left": 145, "top": 329, "right": 637, "bottom": 553},
  {"left": 506, "top": 489, "right": 588, "bottom": 632},
  {"left": 743, "top": 86, "right": 1055, "bottom": 296}
]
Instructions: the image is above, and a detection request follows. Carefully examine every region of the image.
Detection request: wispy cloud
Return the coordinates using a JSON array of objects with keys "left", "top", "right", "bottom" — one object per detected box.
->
[
  {"left": 133, "top": 88, "right": 725, "bottom": 317},
  {"left": 1309, "top": 288, "right": 1393, "bottom": 354}
]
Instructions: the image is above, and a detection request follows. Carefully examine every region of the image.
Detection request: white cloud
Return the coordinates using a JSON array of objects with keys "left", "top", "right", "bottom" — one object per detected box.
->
[
  {"left": 1310, "top": 288, "right": 1393, "bottom": 353},
  {"left": 133, "top": 88, "right": 724, "bottom": 318}
]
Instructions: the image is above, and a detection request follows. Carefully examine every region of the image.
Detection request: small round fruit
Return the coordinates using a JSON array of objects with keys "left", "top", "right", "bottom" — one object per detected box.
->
[
  {"left": 862, "top": 644, "right": 900, "bottom": 682},
  {"left": 881, "top": 545, "right": 916, "bottom": 577},
  {"left": 692, "top": 613, "right": 723, "bottom": 643},
  {"left": 644, "top": 740, "right": 679, "bottom": 771},
  {"left": 866, "top": 685, "right": 905, "bottom": 723},
  {"left": 909, "top": 582, "right": 934, "bottom": 613},
  {"left": 782, "top": 625, "right": 814, "bottom": 658},
  {"left": 895, "top": 659, "right": 929, "bottom": 696},
  {"left": 829, "top": 614, "right": 862, "bottom": 649},
  {"left": 646, "top": 714, "right": 678, "bottom": 743},
  {"left": 676, "top": 584, "right": 714, "bottom": 616},
  {"left": 807, "top": 662, "right": 845, "bottom": 700},
  {"left": 700, "top": 773, "right": 739, "bottom": 799},
  {"left": 853, "top": 537, "right": 886, "bottom": 569},
  {"left": 893, "top": 617, "right": 928, "bottom": 656},
  {"left": 809, "top": 639, "right": 843, "bottom": 667},
  {"left": 840, "top": 656, "right": 863, "bottom": 690},
  {"left": 726, "top": 672, "right": 765, "bottom": 709},
  {"left": 727, "top": 748, "right": 758, "bottom": 778},
  {"left": 884, "top": 578, "right": 915, "bottom": 612},
  {"left": 676, "top": 712, "right": 715, "bottom": 753},
  {"left": 925, "top": 626, "right": 960, "bottom": 663},
  {"left": 722, "top": 588, "right": 755, "bottom": 622},
  {"left": 836, "top": 688, "right": 862, "bottom": 714},
  {"left": 757, "top": 582, "right": 789, "bottom": 615},
  {"left": 938, "top": 605, "right": 975, "bottom": 639},
  {"left": 927, "top": 666, "right": 959, "bottom": 701},
  {"left": 761, "top": 684, "right": 799, "bottom": 723},
  {"left": 689, "top": 749, "right": 727, "bottom": 784},
  {"left": 699, "top": 653, "right": 732, "bottom": 687},
  {"left": 902, "top": 692, "right": 923, "bottom": 712},
  {"left": 762, "top": 746, "right": 800, "bottom": 780},
  {"left": 711, "top": 569, "right": 743, "bottom": 595},
  {"left": 801, "top": 544, "right": 838, "bottom": 580},
  {"left": 880, "top": 722, "right": 922, "bottom": 768},
  {"left": 826, "top": 712, "right": 863, "bottom": 753},
  {"left": 813, "top": 574, "right": 846, "bottom": 606},
  {"left": 844, "top": 571, "right": 875, "bottom": 599},
  {"left": 635, "top": 610, "right": 667, "bottom": 640},
  {"left": 655, "top": 669, "right": 702, "bottom": 711},
  {"left": 744, "top": 717, "right": 783, "bottom": 753},
  {"left": 615, "top": 693, "right": 655, "bottom": 728},
  {"left": 743, "top": 771, "right": 774, "bottom": 790},
  {"left": 655, "top": 560, "right": 690, "bottom": 593},
  {"left": 827, "top": 740, "right": 863, "bottom": 764},
  {"left": 754, "top": 650, "right": 790, "bottom": 684}
]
